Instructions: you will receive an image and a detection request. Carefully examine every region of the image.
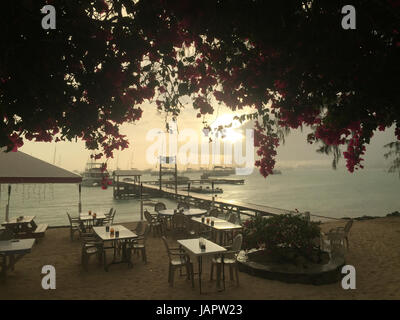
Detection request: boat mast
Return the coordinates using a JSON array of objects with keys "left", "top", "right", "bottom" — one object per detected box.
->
[
  {"left": 129, "top": 150, "right": 134, "bottom": 169},
  {"left": 52, "top": 145, "right": 56, "bottom": 165}
]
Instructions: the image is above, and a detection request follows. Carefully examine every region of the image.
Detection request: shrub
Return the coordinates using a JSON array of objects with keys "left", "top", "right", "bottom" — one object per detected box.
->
[{"left": 242, "top": 214, "right": 321, "bottom": 263}]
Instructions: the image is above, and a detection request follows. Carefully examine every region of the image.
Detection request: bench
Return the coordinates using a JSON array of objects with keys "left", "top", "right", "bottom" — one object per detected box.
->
[{"left": 33, "top": 224, "right": 48, "bottom": 238}]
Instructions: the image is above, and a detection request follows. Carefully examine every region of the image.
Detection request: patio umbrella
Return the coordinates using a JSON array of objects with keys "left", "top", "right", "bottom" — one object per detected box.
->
[
  {"left": 0, "top": 149, "right": 82, "bottom": 221},
  {"left": 78, "top": 183, "right": 82, "bottom": 213},
  {"left": 5, "top": 185, "right": 11, "bottom": 222}
]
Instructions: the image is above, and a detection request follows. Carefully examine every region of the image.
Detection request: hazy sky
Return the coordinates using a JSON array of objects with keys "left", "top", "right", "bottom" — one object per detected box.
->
[{"left": 19, "top": 101, "right": 396, "bottom": 173}]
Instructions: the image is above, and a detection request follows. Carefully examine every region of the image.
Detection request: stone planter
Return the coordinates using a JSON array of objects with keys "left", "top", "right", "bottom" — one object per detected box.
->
[{"left": 237, "top": 249, "right": 345, "bottom": 285}]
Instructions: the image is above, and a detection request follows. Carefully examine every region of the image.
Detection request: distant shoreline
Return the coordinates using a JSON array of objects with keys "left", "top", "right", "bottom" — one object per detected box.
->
[{"left": 341, "top": 210, "right": 400, "bottom": 221}]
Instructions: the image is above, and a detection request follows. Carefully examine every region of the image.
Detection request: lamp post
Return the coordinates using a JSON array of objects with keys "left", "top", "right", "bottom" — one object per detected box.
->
[{"left": 211, "top": 181, "right": 215, "bottom": 208}]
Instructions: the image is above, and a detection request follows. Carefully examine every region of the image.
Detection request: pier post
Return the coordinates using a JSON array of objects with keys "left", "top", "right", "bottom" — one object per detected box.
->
[
  {"left": 78, "top": 184, "right": 82, "bottom": 213},
  {"left": 140, "top": 182, "right": 143, "bottom": 221},
  {"left": 174, "top": 158, "right": 178, "bottom": 195},
  {"left": 159, "top": 157, "right": 162, "bottom": 191},
  {"left": 211, "top": 181, "right": 215, "bottom": 208},
  {"left": 117, "top": 176, "right": 120, "bottom": 199},
  {"left": 112, "top": 174, "right": 115, "bottom": 199}
]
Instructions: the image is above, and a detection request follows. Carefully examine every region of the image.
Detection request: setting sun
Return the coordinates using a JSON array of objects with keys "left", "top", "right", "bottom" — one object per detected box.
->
[{"left": 209, "top": 113, "right": 246, "bottom": 143}]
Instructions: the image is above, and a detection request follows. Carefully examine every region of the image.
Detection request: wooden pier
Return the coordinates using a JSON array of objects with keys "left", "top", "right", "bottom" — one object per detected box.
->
[
  {"left": 116, "top": 179, "right": 295, "bottom": 220},
  {"left": 112, "top": 164, "right": 297, "bottom": 220},
  {"left": 112, "top": 170, "right": 142, "bottom": 199},
  {"left": 112, "top": 157, "right": 300, "bottom": 220}
]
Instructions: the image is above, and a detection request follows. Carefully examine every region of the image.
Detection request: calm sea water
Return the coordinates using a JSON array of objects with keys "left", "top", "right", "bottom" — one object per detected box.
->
[{"left": 1, "top": 168, "right": 399, "bottom": 226}]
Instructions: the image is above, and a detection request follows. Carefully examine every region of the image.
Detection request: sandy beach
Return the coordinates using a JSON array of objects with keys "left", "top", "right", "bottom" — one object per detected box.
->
[{"left": 1, "top": 217, "right": 400, "bottom": 300}]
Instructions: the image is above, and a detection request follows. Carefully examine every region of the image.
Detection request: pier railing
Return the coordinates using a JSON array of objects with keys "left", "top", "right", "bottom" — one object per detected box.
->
[
  {"left": 136, "top": 181, "right": 297, "bottom": 222},
  {"left": 142, "top": 179, "right": 245, "bottom": 186},
  {"left": 113, "top": 179, "right": 318, "bottom": 223}
]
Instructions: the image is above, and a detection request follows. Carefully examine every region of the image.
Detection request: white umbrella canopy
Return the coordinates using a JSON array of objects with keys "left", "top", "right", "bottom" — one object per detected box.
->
[
  {"left": 0, "top": 149, "right": 83, "bottom": 221},
  {"left": 0, "top": 149, "right": 82, "bottom": 184}
]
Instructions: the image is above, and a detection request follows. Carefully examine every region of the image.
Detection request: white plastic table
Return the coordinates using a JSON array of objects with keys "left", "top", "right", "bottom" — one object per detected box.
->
[
  {"left": 79, "top": 213, "right": 107, "bottom": 221},
  {"left": 0, "top": 239, "right": 35, "bottom": 278},
  {"left": 158, "top": 208, "right": 207, "bottom": 217},
  {"left": 2, "top": 216, "right": 38, "bottom": 236},
  {"left": 79, "top": 213, "right": 107, "bottom": 229},
  {"left": 158, "top": 209, "right": 207, "bottom": 231},
  {"left": 177, "top": 238, "right": 227, "bottom": 294},
  {"left": 93, "top": 225, "right": 137, "bottom": 271},
  {"left": 191, "top": 217, "right": 243, "bottom": 244}
]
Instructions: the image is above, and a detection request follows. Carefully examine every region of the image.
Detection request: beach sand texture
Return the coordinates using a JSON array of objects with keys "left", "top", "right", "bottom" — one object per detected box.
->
[{"left": 1, "top": 217, "right": 400, "bottom": 300}]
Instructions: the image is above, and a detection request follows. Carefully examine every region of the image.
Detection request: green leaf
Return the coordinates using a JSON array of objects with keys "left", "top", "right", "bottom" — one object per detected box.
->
[
  {"left": 142, "top": 64, "right": 152, "bottom": 72},
  {"left": 178, "top": 83, "right": 188, "bottom": 96}
]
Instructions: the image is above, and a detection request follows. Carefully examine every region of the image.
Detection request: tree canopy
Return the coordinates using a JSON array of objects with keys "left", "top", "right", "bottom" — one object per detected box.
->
[{"left": 1, "top": 0, "right": 399, "bottom": 177}]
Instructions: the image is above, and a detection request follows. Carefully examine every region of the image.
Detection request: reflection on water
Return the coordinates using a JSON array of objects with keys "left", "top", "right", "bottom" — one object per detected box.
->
[{"left": 0, "top": 168, "right": 399, "bottom": 226}]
